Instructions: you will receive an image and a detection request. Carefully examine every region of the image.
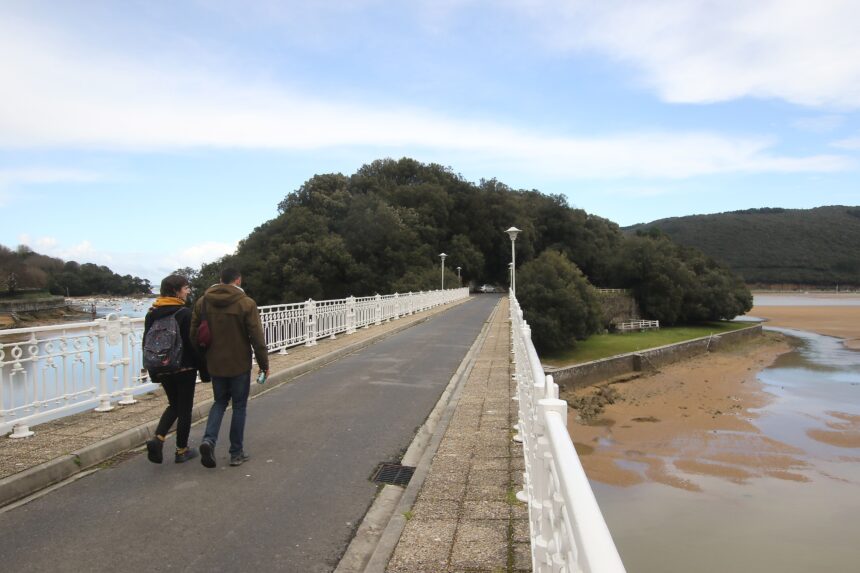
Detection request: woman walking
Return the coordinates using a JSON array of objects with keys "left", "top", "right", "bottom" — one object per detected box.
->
[{"left": 143, "top": 274, "right": 207, "bottom": 464}]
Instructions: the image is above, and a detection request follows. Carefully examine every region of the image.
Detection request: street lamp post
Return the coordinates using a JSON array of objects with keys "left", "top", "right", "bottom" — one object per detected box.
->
[
  {"left": 505, "top": 227, "right": 521, "bottom": 295},
  {"left": 456, "top": 266, "right": 462, "bottom": 286},
  {"left": 439, "top": 253, "right": 447, "bottom": 290}
]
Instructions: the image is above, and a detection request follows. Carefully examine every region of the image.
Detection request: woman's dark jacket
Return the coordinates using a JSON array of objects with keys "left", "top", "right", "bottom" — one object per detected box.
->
[{"left": 143, "top": 305, "right": 209, "bottom": 380}]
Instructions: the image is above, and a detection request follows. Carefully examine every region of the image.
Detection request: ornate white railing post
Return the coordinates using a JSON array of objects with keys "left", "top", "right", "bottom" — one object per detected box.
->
[
  {"left": 346, "top": 296, "right": 356, "bottom": 334},
  {"left": 394, "top": 293, "right": 400, "bottom": 319},
  {"left": 532, "top": 400, "right": 555, "bottom": 570},
  {"left": 374, "top": 294, "right": 382, "bottom": 326},
  {"left": 304, "top": 299, "right": 317, "bottom": 347},
  {"left": 118, "top": 317, "right": 136, "bottom": 405},
  {"left": 94, "top": 319, "right": 113, "bottom": 412}
]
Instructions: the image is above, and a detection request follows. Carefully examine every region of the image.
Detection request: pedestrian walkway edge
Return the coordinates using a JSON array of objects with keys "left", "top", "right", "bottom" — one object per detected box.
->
[{"left": 335, "top": 299, "right": 502, "bottom": 573}]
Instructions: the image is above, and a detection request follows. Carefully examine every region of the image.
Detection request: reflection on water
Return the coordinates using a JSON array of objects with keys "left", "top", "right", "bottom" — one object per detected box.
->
[{"left": 593, "top": 324, "right": 860, "bottom": 572}]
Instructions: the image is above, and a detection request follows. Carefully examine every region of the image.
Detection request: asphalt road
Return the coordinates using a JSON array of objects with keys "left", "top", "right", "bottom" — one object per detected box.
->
[{"left": 0, "top": 295, "right": 499, "bottom": 572}]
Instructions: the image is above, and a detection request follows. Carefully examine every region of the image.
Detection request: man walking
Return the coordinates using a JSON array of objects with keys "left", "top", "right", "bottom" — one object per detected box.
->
[{"left": 192, "top": 268, "right": 269, "bottom": 468}]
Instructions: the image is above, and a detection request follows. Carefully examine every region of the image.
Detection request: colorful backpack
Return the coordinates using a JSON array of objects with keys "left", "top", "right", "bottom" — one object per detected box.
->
[{"left": 143, "top": 309, "right": 184, "bottom": 377}]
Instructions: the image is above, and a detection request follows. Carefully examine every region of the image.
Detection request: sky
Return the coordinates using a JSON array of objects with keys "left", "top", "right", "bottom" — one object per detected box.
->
[{"left": 2, "top": 0, "right": 860, "bottom": 286}]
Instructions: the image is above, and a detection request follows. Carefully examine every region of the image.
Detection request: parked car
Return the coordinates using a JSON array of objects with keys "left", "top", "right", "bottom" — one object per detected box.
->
[{"left": 479, "top": 284, "right": 497, "bottom": 293}]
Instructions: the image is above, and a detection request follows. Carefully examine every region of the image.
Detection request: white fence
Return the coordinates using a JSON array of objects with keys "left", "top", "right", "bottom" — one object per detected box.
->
[
  {"left": 615, "top": 319, "right": 660, "bottom": 333},
  {"left": 1, "top": 288, "right": 468, "bottom": 438},
  {"left": 510, "top": 294, "right": 626, "bottom": 573}
]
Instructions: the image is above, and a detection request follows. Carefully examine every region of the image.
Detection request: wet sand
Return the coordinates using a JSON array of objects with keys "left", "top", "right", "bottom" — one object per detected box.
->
[
  {"left": 565, "top": 294, "right": 860, "bottom": 490},
  {"left": 563, "top": 332, "right": 810, "bottom": 489},
  {"left": 568, "top": 294, "right": 860, "bottom": 571},
  {"left": 748, "top": 304, "right": 860, "bottom": 349}
]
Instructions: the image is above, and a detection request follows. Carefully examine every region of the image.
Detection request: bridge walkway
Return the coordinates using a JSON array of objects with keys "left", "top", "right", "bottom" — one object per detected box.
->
[
  {"left": 382, "top": 296, "right": 531, "bottom": 572},
  {"left": 0, "top": 294, "right": 518, "bottom": 572}
]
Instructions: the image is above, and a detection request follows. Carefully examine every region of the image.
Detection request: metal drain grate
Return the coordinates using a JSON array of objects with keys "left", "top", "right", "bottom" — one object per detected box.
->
[{"left": 371, "top": 463, "right": 416, "bottom": 486}]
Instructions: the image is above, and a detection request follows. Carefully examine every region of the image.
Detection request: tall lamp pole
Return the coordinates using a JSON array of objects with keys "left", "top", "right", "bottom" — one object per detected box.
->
[
  {"left": 439, "top": 253, "right": 447, "bottom": 290},
  {"left": 456, "top": 266, "right": 462, "bottom": 286},
  {"left": 505, "top": 227, "right": 521, "bottom": 295}
]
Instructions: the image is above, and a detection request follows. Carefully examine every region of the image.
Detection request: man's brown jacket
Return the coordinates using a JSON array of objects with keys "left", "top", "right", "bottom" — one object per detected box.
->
[{"left": 191, "top": 283, "right": 269, "bottom": 377}]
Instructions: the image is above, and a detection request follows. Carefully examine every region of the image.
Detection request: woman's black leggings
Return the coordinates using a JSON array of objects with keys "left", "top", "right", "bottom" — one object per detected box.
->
[{"left": 155, "top": 370, "right": 197, "bottom": 449}]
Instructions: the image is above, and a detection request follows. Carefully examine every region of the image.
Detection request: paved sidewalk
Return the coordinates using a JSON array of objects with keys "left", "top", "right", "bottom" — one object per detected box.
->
[
  {"left": 385, "top": 297, "right": 532, "bottom": 573},
  {"left": 0, "top": 298, "right": 469, "bottom": 506}
]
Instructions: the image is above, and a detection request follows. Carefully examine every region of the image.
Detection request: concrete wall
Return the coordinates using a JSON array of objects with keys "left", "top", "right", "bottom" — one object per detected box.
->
[
  {"left": 0, "top": 296, "right": 67, "bottom": 314},
  {"left": 547, "top": 324, "right": 762, "bottom": 391}
]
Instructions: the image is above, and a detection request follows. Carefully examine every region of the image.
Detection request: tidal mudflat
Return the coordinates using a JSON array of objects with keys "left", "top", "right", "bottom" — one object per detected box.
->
[{"left": 565, "top": 293, "right": 860, "bottom": 572}]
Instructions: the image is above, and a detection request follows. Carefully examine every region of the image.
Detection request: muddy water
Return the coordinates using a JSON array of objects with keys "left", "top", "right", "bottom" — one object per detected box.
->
[{"left": 589, "top": 323, "right": 860, "bottom": 572}]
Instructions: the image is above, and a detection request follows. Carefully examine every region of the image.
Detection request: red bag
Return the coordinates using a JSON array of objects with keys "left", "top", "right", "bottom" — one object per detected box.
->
[{"left": 197, "top": 298, "right": 212, "bottom": 349}]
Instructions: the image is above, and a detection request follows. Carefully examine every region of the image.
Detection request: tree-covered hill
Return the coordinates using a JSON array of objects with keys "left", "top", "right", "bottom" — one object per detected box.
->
[
  {"left": 0, "top": 244, "right": 152, "bottom": 296},
  {"left": 194, "top": 158, "right": 751, "bottom": 351},
  {"left": 625, "top": 206, "right": 860, "bottom": 287}
]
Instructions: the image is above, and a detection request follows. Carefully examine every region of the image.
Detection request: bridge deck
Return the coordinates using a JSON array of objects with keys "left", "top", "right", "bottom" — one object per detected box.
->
[{"left": 0, "top": 295, "right": 522, "bottom": 572}]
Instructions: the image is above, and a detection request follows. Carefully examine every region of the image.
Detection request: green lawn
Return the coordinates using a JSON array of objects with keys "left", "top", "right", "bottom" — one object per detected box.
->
[
  {"left": 0, "top": 290, "right": 55, "bottom": 300},
  {"left": 541, "top": 321, "right": 752, "bottom": 367}
]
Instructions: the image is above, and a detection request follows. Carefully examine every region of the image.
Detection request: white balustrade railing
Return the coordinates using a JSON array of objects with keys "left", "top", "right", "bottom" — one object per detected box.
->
[
  {"left": 510, "top": 294, "right": 625, "bottom": 573},
  {"left": 1, "top": 288, "right": 469, "bottom": 437},
  {"left": 0, "top": 315, "right": 152, "bottom": 439}
]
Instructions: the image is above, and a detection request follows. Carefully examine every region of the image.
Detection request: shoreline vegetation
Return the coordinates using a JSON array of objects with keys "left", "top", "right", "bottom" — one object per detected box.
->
[{"left": 566, "top": 293, "right": 860, "bottom": 490}]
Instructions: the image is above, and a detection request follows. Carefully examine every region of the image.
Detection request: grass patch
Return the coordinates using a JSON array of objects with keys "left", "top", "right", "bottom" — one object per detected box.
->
[
  {"left": 0, "top": 290, "right": 55, "bottom": 300},
  {"left": 542, "top": 321, "right": 751, "bottom": 367}
]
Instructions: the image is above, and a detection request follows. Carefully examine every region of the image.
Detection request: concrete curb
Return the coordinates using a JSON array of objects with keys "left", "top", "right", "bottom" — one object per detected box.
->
[
  {"left": 0, "top": 300, "right": 471, "bottom": 509},
  {"left": 335, "top": 299, "right": 501, "bottom": 573}
]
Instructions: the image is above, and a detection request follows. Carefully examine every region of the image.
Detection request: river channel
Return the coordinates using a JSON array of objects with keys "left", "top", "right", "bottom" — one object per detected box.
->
[{"left": 590, "top": 295, "right": 860, "bottom": 572}]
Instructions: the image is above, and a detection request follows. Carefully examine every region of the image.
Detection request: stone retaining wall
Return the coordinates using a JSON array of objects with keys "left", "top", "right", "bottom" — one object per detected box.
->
[
  {"left": 597, "top": 290, "right": 639, "bottom": 328},
  {"left": 547, "top": 324, "right": 762, "bottom": 391},
  {"left": 0, "top": 296, "right": 67, "bottom": 314}
]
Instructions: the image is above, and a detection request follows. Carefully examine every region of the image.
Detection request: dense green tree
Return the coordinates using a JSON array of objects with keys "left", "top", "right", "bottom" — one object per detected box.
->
[
  {"left": 0, "top": 243, "right": 151, "bottom": 296},
  {"left": 516, "top": 251, "right": 603, "bottom": 353},
  {"left": 184, "top": 158, "right": 751, "bottom": 348},
  {"left": 628, "top": 205, "right": 860, "bottom": 287}
]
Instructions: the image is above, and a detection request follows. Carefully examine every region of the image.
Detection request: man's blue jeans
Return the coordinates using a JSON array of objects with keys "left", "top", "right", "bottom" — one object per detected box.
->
[{"left": 203, "top": 372, "right": 251, "bottom": 456}]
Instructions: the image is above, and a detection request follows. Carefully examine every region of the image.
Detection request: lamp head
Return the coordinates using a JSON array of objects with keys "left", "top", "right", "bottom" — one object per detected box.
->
[
  {"left": 505, "top": 226, "right": 521, "bottom": 241},
  {"left": 439, "top": 252, "right": 447, "bottom": 261}
]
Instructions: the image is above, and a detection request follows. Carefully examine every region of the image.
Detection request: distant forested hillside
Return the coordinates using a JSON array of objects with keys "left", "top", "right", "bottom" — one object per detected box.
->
[
  {"left": 0, "top": 245, "right": 152, "bottom": 296},
  {"left": 190, "top": 158, "right": 751, "bottom": 351},
  {"left": 626, "top": 206, "right": 860, "bottom": 287}
]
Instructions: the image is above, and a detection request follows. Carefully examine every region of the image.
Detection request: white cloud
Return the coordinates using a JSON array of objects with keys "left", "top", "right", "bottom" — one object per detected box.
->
[
  {"left": 0, "top": 168, "right": 102, "bottom": 188},
  {"left": 0, "top": 8, "right": 853, "bottom": 180},
  {"left": 160, "top": 241, "right": 238, "bottom": 273},
  {"left": 18, "top": 235, "right": 101, "bottom": 263},
  {"left": 13, "top": 234, "right": 230, "bottom": 285},
  {"left": 831, "top": 136, "right": 860, "bottom": 150},
  {"left": 510, "top": 0, "right": 860, "bottom": 109},
  {"left": 792, "top": 115, "right": 845, "bottom": 133}
]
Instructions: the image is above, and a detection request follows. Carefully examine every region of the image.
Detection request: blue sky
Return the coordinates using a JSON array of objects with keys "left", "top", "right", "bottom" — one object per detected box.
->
[{"left": 2, "top": 0, "right": 859, "bottom": 286}]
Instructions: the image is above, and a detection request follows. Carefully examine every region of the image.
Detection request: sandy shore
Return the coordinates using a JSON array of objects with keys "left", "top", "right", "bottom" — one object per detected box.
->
[
  {"left": 566, "top": 295, "right": 860, "bottom": 489},
  {"left": 563, "top": 333, "right": 812, "bottom": 489},
  {"left": 748, "top": 304, "right": 860, "bottom": 349}
]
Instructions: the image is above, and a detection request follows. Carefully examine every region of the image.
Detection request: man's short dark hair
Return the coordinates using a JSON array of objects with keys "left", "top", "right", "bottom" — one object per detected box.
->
[
  {"left": 220, "top": 268, "right": 241, "bottom": 284},
  {"left": 160, "top": 274, "right": 189, "bottom": 297}
]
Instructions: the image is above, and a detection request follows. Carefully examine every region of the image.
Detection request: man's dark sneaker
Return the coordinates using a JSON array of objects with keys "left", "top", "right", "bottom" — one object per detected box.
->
[
  {"left": 199, "top": 440, "right": 216, "bottom": 469},
  {"left": 146, "top": 438, "right": 163, "bottom": 464},
  {"left": 229, "top": 452, "right": 250, "bottom": 467},
  {"left": 174, "top": 447, "right": 199, "bottom": 464}
]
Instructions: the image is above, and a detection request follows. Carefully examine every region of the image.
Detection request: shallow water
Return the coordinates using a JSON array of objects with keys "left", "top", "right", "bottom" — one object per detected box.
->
[{"left": 592, "top": 321, "right": 860, "bottom": 572}]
